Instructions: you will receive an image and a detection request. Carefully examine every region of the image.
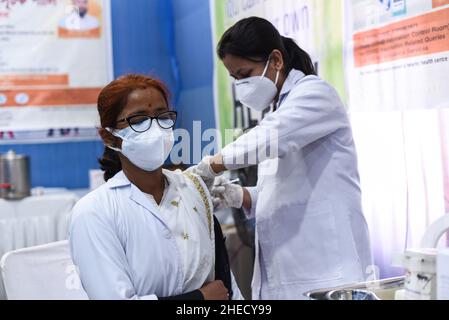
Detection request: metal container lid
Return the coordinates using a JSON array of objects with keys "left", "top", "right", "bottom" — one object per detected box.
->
[
  {"left": 326, "top": 289, "right": 380, "bottom": 300},
  {"left": 0, "top": 150, "right": 28, "bottom": 160}
]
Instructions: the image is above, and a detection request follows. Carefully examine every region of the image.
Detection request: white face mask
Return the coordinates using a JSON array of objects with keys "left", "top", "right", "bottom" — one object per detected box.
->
[
  {"left": 234, "top": 57, "right": 280, "bottom": 112},
  {"left": 106, "top": 120, "right": 174, "bottom": 172}
]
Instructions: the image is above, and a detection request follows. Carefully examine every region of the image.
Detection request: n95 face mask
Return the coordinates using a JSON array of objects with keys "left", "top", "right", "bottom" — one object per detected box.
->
[
  {"left": 106, "top": 120, "right": 174, "bottom": 172},
  {"left": 234, "top": 57, "right": 280, "bottom": 112}
]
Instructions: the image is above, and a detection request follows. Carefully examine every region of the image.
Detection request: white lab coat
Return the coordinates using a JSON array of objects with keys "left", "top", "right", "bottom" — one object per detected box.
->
[
  {"left": 69, "top": 169, "right": 242, "bottom": 300},
  {"left": 221, "top": 69, "right": 373, "bottom": 300}
]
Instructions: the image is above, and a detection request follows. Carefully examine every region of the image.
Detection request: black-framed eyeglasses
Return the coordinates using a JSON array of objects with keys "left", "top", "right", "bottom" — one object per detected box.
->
[{"left": 116, "top": 111, "right": 177, "bottom": 133}]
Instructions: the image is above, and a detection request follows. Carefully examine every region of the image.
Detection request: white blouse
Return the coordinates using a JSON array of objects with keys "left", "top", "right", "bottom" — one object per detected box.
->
[
  {"left": 144, "top": 177, "right": 214, "bottom": 292},
  {"left": 69, "top": 169, "right": 218, "bottom": 299}
]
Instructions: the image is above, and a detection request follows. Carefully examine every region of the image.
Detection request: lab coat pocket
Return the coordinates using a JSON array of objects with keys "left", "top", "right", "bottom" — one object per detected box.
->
[{"left": 272, "top": 201, "right": 343, "bottom": 285}]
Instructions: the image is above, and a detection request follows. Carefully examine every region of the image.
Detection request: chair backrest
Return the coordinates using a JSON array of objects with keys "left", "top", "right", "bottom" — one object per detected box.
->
[
  {"left": 0, "top": 240, "right": 88, "bottom": 300},
  {"left": 420, "top": 214, "right": 449, "bottom": 248}
]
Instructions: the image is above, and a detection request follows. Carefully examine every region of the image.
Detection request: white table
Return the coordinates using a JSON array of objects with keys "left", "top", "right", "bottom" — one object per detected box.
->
[{"left": 0, "top": 190, "right": 79, "bottom": 299}]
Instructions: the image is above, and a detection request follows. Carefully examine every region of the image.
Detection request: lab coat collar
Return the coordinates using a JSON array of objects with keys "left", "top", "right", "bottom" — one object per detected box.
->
[
  {"left": 106, "top": 171, "right": 160, "bottom": 218},
  {"left": 107, "top": 171, "right": 130, "bottom": 189},
  {"left": 106, "top": 169, "right": 188, "bottom": 224},
  {"left": 129, "top": 183, "right": 161, "bottom": 219},
  {"left": 279, "top": 68, "right": 306, "bottom": 98},
  {"left": 106, "top": 169, "right": 187, "bottom": 190}
]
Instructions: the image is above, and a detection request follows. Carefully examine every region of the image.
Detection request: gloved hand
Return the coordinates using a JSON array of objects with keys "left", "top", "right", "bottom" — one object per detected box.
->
[
  {"left": 187, "top": 155, "right": 222, "bottom": 190},
  {"left": 211, "top": 176, "right": 243, "bottom": 210}
]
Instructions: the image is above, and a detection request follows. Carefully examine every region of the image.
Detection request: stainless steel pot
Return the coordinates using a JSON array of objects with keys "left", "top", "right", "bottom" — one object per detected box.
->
[
  {"left": 0, "top": 150, "right": 31, "bottom": 200},
  {"left": 305, "top": 276, "right": 405, "bottom": 300},
  {"left": 326, "top": 289, "right": 381, "bottom": 300}
]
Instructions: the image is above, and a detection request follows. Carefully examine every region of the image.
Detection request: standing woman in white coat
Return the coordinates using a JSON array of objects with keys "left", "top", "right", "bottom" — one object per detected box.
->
[{"left": 192, "top": 17, "right": 373, "bottom": 300}]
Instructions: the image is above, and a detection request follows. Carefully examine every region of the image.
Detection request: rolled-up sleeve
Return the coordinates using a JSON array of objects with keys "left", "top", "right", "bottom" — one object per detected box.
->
[{"left": 69, "top": 202, "right": 157, "bottom": 300}]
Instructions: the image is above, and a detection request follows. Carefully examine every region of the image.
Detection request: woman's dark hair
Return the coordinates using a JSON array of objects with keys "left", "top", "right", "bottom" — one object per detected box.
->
[
  {"left": 217, "top": 17, "right": 316, "bottom": 76},
  {"left": 97, "top": 74, "right": 170, "bottom": 181}
]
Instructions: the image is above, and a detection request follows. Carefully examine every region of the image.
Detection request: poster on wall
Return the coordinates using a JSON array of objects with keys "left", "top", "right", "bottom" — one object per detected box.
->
[
  {"left": 345, "top": 0, "right": 449, "bottom": 278},
  {"left": 0, "top": 0, "right": 113, "bottom": 143},
  {"left": 345, "top": 0, "right": 449, "bottom": 112},
  {"left": 210, "top": 0, "right": 345, "bottom": 145}
]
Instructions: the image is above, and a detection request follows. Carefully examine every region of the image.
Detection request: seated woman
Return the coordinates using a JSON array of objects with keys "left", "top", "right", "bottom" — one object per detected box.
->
[{"left": 69, "top": 74, "right": 242, "bottom": 300}]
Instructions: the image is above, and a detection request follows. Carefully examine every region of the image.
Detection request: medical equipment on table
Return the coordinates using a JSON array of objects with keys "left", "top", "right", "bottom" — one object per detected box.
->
[
  {"left": 305, "top": 213, "right": 449, "bottom": 300},
  {"left": 391, "top": 214, "right": 449, "bottom": 300}
]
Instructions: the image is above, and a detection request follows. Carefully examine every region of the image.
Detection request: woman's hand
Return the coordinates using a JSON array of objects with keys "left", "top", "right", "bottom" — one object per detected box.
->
[
  {"left": 211, "top": 177, "right": 253, "bottom": 211},
  {"left": 199, "top": 280, "right": 229, "bottom": 300}
]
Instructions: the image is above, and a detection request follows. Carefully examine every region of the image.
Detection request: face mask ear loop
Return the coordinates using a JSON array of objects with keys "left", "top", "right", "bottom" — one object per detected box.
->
[
  {"left": 106, "top": 145, "right": 122, "bottom": 153},
  {"left": 104, "top": 127, "right": 122, "bottom": 152},
  {"left": 105, "top": 127, "right": 115, "bottom": 135},
  {"left": 261, "top": 55, "right": 272, "bottom": 78},
  {"left": 274, "top": 69, "right": 280, "bottom": 86},
  {"left": 262, "top": 54, "right": 280, "bottom": 86}
]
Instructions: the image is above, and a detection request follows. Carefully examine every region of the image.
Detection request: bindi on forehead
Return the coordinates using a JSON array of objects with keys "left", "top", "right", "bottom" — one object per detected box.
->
[
  {"left": 127, "top": 88, "right": 165, "bottom": 106},
  {"left": 118, "top": 88, "right": 168, "bottom": 121}
]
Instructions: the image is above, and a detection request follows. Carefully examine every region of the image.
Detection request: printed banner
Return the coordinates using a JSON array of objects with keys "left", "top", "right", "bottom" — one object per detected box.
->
[
  {"left": 345, "top": 0, "right": 449, "bottom": 278},
  {"left": 0, "top": 0, "right": 113, "bottom": 137},
  {"left": 345, "top": 0, "right": 449, "bottom": 111}
]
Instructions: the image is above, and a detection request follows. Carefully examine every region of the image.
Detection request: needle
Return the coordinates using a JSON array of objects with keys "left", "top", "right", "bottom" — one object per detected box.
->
[{"left": 221, "top": 178, "right": 240, "bottom": 186}]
